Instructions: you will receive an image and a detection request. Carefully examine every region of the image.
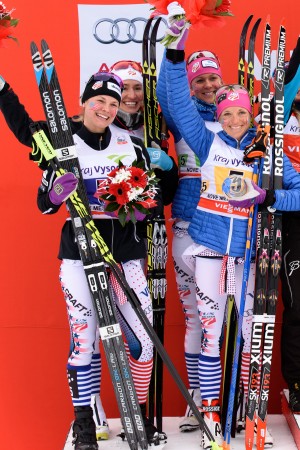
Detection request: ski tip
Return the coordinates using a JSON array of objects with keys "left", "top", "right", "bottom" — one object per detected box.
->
[
  {"left": 30, "top": 41, "right": 38, "bottom": 50},
  {"left": 252, "top": 17, "right": 262, "bottom": 30}
]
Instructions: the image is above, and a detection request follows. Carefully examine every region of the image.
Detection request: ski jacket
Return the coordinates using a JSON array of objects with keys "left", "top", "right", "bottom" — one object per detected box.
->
[
  {"left": 157, "top": 52, "right": 221, "bottom": 221},
  {"left": 37, "top": 124, "right": 151, "bottom": 263},
  {"left": 164, "top": 58, "right": 300, "bottom": 257}
]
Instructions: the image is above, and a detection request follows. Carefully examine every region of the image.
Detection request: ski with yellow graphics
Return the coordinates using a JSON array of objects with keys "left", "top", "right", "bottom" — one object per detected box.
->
[
  {"left": 31, "top": 39, "right": 148, "bottom": 450},
  {"left": 142, "top": 17, "right": 168, "bottom": 435}
]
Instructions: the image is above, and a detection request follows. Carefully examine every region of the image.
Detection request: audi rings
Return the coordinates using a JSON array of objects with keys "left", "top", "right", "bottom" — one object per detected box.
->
[{"left": 93, "top": 17, "right": 167, "bottom": 44}]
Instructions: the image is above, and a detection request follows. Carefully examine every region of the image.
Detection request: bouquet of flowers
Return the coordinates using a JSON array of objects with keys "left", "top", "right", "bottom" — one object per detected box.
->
[
  {"left": 95, "top": 160, "right": 159, "bottom": 227},
  {"left": 147, "top": 0, "right": 233, "bottom": 34},
  {"left": 0, "top": 2, "right": 19, "bottom": 47}
]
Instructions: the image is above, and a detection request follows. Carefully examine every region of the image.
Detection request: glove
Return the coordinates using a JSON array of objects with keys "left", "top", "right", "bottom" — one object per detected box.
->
[
  {"left": 243, "top": 124, "right": 271, "bottom": 163},
  {"left": 164, "top": 2, "right": 190, "bottom": 50},
  {"left": 146, "top": 147, "right": 173, "bottom": 171},
  {"left": 49, "top": 172, "right": 78, "bottom": 205},
  {"left": 225, "top": 178, "right": 266, "bottom": 208}
]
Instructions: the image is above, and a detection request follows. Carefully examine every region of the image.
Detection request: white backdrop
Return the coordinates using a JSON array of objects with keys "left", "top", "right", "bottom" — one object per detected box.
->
[{"left": 78, "top": 4, "right": 168, "bottom": 95}]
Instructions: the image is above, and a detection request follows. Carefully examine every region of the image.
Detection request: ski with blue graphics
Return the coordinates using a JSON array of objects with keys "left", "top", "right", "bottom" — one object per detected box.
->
[
  {"left": 142, "top": 17, "right": 168, "bottom": 436},
  {"left": 30, "top": 39, "right": 148, "bottom": 450}
]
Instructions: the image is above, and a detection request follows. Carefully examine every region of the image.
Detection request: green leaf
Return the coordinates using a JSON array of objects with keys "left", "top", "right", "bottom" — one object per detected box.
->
[
  {"left": 135, "top": 203, "right": 148, "bottom": 214},
  {"left": 10, "top": 18, "right": 19, "bottom": 27},
  {"left": 105, "top": 202, "right": 119, "bottom": 212},
  {"left": 118, "top": 209, "right": 127, "bottom": 227}
]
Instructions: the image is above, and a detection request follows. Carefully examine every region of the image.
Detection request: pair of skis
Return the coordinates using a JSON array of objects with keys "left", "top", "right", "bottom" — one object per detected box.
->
[
  {"left": 31, "top": 40, "right": 222, "bottom": 450},
  {"left": 142, "top": 17, "right": 167, "bottom": 434},
  {"left": 245, "top": 20, "right": 285, "bottom": 450}
]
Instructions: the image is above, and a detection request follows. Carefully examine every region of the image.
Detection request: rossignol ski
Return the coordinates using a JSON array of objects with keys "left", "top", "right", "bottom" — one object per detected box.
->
[
  {"left": 252, "top": 24, "right": 285, "bottom": 450},
  {"left": 142, "top": 17, "right": 168, "bottom": 434},
  {"left": 30, "top": 40, "right": 148, "bottom": 450},
  {"left": 31, "top": 39, "right": 223, "bottom": 450},
  {"left": 245, "top": 18, "right": 272, "bottom": 450}
]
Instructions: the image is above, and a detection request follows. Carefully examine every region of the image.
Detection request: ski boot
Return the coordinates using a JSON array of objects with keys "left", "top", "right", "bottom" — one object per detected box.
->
[
  {"left": 72, "top": 406, "right": 98, "bottom": 450},
  {"left": 140, "top": 403, "right": 167, "bottom": 446},
  {"left": 200, "top": 399, "right": 223, "bottom": 450},
  {"left": 289, "top": 382, "right": 300, "bottom": 413},
  {"left": 90, "top": 394, "right": 109, "bottom": 440},
  {"left": 179, "top": 388, "right": 202, "bottom": 432}
]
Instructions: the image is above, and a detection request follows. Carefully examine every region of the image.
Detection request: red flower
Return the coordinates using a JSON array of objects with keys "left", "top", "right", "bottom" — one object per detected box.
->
[
  {"left": 146, "top": 0, "right": 233, "bottom": 29},
  {"left": 128, "top": 166, "right": 148, "bottom": 189},
  {"left": 147, "top": 0, "right": 170, "bottom": 16},
  {"left": 108, "top": 182, "right": 130, "bottom": 205},
  {"left": 0, "top": 2, "right": 19, "bottom": 47}
]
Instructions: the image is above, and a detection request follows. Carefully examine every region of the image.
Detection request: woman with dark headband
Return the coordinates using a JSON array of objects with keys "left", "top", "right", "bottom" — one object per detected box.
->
[
  {"left": 157, "top": 42, "right": 223, "bottom": 434},
  {"left": 159, "top": 2, "right": 300, "bottom": 448},
  {"left": 36, "top": 71, "right": 161, "bottom": 449}
]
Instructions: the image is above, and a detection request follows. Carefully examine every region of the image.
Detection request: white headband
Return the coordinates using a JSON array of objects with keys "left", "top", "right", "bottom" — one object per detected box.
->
[{"left": 111, "top": 67, "right": 143, "bottom": 85}]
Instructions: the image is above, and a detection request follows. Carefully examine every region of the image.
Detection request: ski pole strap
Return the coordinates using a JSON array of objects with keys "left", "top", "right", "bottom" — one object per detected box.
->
[{"left": 243, "top": 124, "right": 271, "bottom": 163}]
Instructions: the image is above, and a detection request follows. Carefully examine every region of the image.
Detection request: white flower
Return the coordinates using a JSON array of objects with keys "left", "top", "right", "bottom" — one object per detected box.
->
[
  {"left": 110, "top": 167, "right": 131, "bottom": 184},
  {"left": 128, "top": 186, "right": 144, "bottom": 201}
]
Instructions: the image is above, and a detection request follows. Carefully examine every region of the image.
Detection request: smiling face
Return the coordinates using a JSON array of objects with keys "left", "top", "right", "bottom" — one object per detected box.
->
[
  {"left": 219, "top": 106, "right": 251, "bottom": 140},
  {"left": 190, "top": 73, "right": 223, "bottom": 104},
  {"left": 119, "top": 79, "right": 143, "bottom": 114},
  {"left": 83, "top": 95, "right": 119, "bottom": 132}
]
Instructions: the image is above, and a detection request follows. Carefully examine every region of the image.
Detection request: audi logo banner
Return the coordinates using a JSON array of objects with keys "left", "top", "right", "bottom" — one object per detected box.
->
[{"left": 78, "top": 4, "right": 167, "bottom": 94}]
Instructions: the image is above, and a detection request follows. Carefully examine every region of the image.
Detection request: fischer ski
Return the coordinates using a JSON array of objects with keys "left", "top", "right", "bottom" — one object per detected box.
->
[
  {"left": 31, "top": 38, "right": 222, "bottom": 450},
  {"left": 238, "top": 15, "right": 253, "bottom": 87},
  {"left": 142, "top": 17, "right": 168, "bottom": 434},
  {"left": 247, "top": 18, "right": 262, "bottom": 116},
  {"left": 30, "top": 40, "right": 148, "bottom": 450}
]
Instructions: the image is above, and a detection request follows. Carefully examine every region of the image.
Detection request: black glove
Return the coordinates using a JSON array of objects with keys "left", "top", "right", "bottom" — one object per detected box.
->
[{"left": 243, "top": 124, "right": 271, "bottom": 164}]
